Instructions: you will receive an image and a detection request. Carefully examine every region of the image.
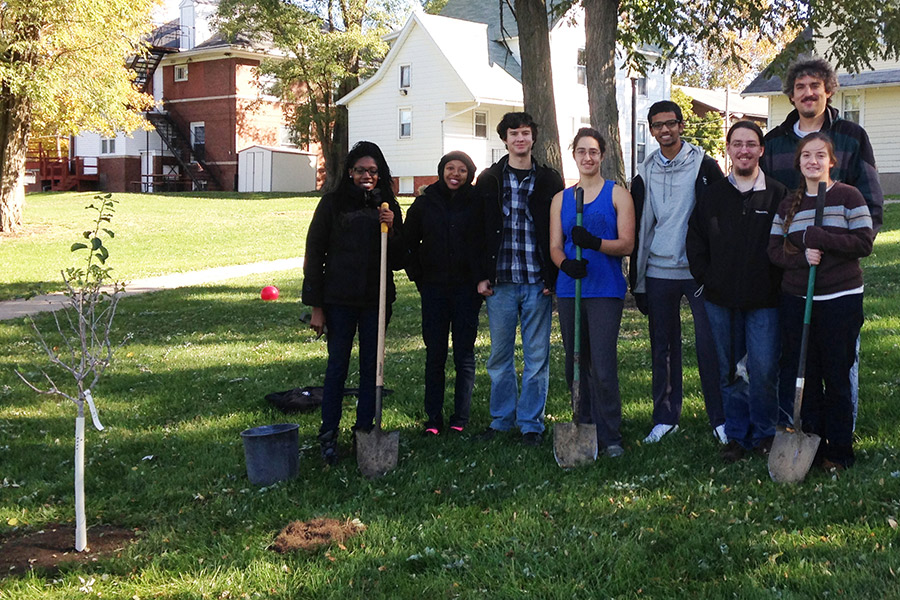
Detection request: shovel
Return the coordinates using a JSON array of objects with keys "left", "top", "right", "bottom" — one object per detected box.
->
[
  {"left": 554, "top": 187, "right": 599, "bottom": 468},
  {"left": 356, "top": 202, "right": 400, "bottom": 479},
  {"left": 768, "top": 181, "right": 826, "bottom": 484}
]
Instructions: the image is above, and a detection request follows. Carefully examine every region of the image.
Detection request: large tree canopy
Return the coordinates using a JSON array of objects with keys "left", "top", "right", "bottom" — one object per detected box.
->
[
  {"left": 523, "top": 0, "right": 900, "bottom": 183},
  {"left": 0, "top": 0, "right": 155, "bottom": 233},
  {"left": 215, "top": 0, "right": 401, "bottom": 191}
]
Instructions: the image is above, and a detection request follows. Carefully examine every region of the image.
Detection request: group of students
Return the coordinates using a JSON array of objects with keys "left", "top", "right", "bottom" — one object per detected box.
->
[{"left": 301, "top": 57, "right": 882, "bottom": 471}]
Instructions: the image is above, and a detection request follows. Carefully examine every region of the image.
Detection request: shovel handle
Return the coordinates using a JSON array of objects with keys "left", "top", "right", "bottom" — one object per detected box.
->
[
  {"left": 793, "top": 181, "right": 827, "bottom": 429},
  {"left": 572, "top": 187, "right": 584, "bottom": 423},
  {"left": 375, "top": 202, "right": 389, "bottom": 430}
]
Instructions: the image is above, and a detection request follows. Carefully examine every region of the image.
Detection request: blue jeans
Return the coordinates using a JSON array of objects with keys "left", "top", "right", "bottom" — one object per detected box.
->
[
  {"left": 645, "top": 277, "right": 724, "bottom": 428},
  {"left": 485, "top": 282, "right": 552, "bottom": 434},
  {"left": 705, "top": 302, "right": 780, "bottom": 449}
]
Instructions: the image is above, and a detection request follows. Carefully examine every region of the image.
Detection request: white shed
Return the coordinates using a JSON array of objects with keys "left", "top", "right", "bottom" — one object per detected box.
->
[{"left": 237, "top": 146, "right": 318, "bottom": 193}]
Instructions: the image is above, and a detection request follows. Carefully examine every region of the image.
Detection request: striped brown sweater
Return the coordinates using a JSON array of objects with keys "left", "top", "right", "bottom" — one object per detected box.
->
[{"left": 767, "top": 182, "right": 874, "bottom": 296}]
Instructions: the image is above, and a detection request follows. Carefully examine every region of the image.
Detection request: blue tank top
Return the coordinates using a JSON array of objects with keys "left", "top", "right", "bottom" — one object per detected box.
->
[{"left": 556, "top": 181, "right": 626, "bottom": 299}]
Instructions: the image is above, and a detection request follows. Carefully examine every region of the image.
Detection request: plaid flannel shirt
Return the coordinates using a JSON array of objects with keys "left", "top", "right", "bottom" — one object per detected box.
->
[{"left": 495, "top": 164, "right": 541, "bottom": 284}]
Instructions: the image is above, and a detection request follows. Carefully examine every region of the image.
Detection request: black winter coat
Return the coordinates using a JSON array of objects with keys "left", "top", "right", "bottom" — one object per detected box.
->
[
  {"left": 405, "top": 181, "right": 484, "bottom": 286},
  {"left": 301, "top": 185, "right": 405, "bottom": 308},
  {"left": 686, "top": 175, "right": 788, "bottom": 309},
  {"left": 474, "top": 155, "right": 564, "bottom": 290}
]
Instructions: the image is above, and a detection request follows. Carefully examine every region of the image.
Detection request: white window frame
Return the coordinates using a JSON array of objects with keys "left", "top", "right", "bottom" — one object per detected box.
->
[
  {"left": 398, "top": 177, "right": 414, "bottom": 195},
  {"left": 576, "top": 48, "right": 586, "bottom": 86},
  {"left": 636, "top": 122, "right": 647, "bottom": 164},
  {"left": 190, "top": 121, "right": 206, "bottom": 162},
  {"left": 399, "top": 64, "right": 411, "bottom": 89},
  {"left": 840, "top": 91, "right": 864, "bottom": 125},
  {"left": 399, "top": 107, "right": 412, "bottom": 139},
  {"left": 174, "top": 64, "right": 189, "bottom": 82},
  {"left": 474, "top": 110, "right": 488, "bottom": 139},
  {"left": 636, "top": 76, "right": 648, "bottom": 97},
  {"left": 100, "top": 136, "right": 117, "bottom": 155}
]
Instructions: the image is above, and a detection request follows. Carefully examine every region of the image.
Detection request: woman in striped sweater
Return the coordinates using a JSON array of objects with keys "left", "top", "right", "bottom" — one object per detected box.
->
[{"left": 767, "top": 132, "right": 874, "bottom": 470}]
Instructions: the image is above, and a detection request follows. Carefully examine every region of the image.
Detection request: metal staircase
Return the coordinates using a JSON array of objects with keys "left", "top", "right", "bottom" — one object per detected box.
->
[
  {"left": 145, "top": 112, "right": 220, "bottom": 191},
  {"left": 129, "top": 22, "right": 182, "bottom": 92}
]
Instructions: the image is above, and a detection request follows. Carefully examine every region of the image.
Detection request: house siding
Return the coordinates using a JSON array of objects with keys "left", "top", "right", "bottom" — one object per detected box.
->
[{"left": 345, "top": 19, "right": 473, "bottom": 178}]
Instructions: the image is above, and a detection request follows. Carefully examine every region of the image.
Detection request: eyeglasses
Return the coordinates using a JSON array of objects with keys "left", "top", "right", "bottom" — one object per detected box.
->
[
  {"left": 729, "top": 141, "right": 761, "bottom": 150},
  {"left": 352, "top": 167, "right": 378, "bottom": 176},
  {"left": 574, "top": 148, "right": 602, "bottom": 158},
  {"left": 650, "top": 119, "right": 682, "bottom": 131}
]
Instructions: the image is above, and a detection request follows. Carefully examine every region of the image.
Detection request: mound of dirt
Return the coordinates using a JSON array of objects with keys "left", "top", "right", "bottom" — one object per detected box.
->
[
  {"left": 0, "top": 525, "right": 135, "bottom": 578},
  {"left": 272, "top": 518, "right": 365, "bottom": 553}
]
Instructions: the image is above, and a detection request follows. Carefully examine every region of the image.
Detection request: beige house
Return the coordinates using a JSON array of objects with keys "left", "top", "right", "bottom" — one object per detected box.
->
[{"left": 744, "top": 39, "right": 900, "bottom": 193}]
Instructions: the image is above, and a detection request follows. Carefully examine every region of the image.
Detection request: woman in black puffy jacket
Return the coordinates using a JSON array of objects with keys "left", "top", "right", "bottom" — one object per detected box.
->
[
  {"left": 405, "top": 151, "right": 484, "bottom": 435},
  {"left": 302, "top": 141, "right": 404, "bottom": 464}
]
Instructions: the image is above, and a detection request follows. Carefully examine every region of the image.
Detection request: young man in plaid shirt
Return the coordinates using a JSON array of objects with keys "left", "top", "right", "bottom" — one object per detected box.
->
[{"left": 474, "top": 112, "right": 564, "bottom": 446}]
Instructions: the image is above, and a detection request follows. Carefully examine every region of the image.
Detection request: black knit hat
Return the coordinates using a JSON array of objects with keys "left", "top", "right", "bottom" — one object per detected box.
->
[{"left": 437, "top": 151, "right": 476, "bottom": 187}]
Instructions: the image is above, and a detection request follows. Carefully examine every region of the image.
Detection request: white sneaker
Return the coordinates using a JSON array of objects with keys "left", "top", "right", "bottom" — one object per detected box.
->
[
  {"left": 643, "top": 424, "right": 679, "bottom": 444},
  {"left": 713, "top": 424, "right": 728, "bottom": 445}
]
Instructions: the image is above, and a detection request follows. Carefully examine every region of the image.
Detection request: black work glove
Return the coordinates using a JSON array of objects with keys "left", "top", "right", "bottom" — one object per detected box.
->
[
  {"left": 570, "top": 225, "right": 603, "bottom": 251},
  {"left": 633, "top": 292, "right": 649, "bottom": 315},
  {"left": 560, "top": 258, "right": 588, "bottom": 279}
]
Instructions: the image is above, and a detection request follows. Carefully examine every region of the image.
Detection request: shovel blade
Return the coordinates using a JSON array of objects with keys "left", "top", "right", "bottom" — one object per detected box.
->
[
  {"left": 356, "top": 429, "right": 399, "bottom": 479},
  {"left": 553, "top": 422, "right": 598, "bottom": 468},
  {"left": 768, "top": 429, "right": 821, "bottom": 483}
]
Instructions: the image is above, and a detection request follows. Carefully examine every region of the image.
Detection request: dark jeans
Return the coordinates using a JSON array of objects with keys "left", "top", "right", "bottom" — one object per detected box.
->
[
  {"left": 645, "top": 277, "right": 724, "bottom": 428},
  {"left": 419, "top": 282, "right": 482, "bottom": 428},
  {"left": 319, "top": 303, "right": 391, "bottom": 435},
  {"left": 705, "top": 302, "right": 780, "bottom": 449},
  {"left": 780, "top": 292, "right": 862, "bottom": 466},
  {"left": 557, "top": 297, "right": 624, "bottom": 447}
]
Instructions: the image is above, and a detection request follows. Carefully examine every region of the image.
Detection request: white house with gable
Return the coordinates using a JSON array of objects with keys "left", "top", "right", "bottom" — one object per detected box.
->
[{"left": 337, "top": 1, "right": 670, "bottom": 192}]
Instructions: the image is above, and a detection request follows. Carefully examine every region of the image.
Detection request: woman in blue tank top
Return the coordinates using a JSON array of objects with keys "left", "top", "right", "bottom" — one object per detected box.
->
[{"left": 549, "top": 127, "right": 635, "bottom": 457}]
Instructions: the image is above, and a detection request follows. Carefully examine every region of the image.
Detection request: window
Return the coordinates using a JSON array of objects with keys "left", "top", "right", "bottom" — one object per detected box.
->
[
  {"left": 474, "top": 111, "right": 488, "bottom": 139},
  {"left": 399, "top": 108, "right": 412, "bottom": 138},
  {"left": 174, "top": 64, "right": 188, "bottom": 82},
  {"left": 399, "top": 64, "right": 411, "bottom": 89},
  {"left": 636, "top": 122, "right": 647, "bottom": 164},
  {"left": 635, "top": 76, "right": 647, "bottom": 96},
  {"left": 576, "top": 49, "right": 586, "bottom": 86},
  {"left": 278, "top": 125, "right": 296, "bottom": 148},
  {"left": 398, "top": 177, "right": 414, "bottom": 194},
  {"left": 190, "top": 122, "right": 205, "bottom": 162},
  {"left": 842, "top": 93, "right": 862, "bottom": 124},
  {"left": 100, "top": 137, "right": 116, "bottom": 155}
]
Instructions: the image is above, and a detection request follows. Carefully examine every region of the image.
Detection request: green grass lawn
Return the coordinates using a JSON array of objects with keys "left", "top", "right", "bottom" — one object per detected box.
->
[
  {"left": 0, "top": 192, "right": 322, "bottom": 301},
  {"left": 0, "top": 200, "right": 898, "bottom": 598}
]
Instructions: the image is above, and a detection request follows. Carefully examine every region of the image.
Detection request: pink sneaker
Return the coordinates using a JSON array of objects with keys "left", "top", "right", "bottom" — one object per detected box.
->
[{"left": 449, "top": 426, "right": 464, "bottom": 433}]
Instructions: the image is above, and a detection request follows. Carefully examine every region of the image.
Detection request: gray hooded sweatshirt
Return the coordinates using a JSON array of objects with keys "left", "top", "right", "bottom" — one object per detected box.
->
[{"left": 633, "top": 141, "right": 706, "bottom": 293}]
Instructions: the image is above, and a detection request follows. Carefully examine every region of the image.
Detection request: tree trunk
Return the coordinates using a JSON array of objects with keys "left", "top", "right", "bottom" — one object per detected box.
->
[
  {"left": 0, "top": 85, "right": 32, "bottom": 233},
  {"left": 584, "top": 0, "right": 626, "bottom": 185},
  {"left": 515, "top": 0, "right": 563, "bottom": 174}
]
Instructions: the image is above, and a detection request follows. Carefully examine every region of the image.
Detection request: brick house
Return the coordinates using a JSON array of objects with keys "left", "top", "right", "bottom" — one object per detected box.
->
[{"left": 67, "top": 0, "right": 319, "bottom": 193}]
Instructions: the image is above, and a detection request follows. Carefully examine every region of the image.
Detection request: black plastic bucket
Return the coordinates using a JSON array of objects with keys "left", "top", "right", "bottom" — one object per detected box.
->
[{"left": 240, "top": 423, "right": 299, "bottom": 485}]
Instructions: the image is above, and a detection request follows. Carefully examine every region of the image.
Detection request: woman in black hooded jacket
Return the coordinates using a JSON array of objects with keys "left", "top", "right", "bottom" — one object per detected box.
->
[
  {"left": 302, "top": 141, "right": 404, "bottom": 464},
  {"left": 405, "top": 151, "right": 484, "bottom": 434}
]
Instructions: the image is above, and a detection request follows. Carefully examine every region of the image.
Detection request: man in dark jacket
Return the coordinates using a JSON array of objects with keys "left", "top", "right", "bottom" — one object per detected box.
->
[
  {"left": 629, "top": 100, "right": 726, "bottom": 446},
  {"left": 687, "top": 121, "right": 789, "bottom": 462},
  {"left": 474, "top": 112, "right": 564, "bottom": 446},
  {"left": 761, "top": 57, "right": 884, "bottom": 428}
]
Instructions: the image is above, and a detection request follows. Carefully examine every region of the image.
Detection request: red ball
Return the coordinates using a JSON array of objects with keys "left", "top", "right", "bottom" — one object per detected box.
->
[{"left": 260, "top": 286, "right": 279, "bottom": 301}]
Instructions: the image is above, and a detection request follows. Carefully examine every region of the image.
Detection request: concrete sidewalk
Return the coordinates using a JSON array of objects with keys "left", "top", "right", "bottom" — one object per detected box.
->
[{"left": 0, "top": 257, "right": 304, "bottom": 321}]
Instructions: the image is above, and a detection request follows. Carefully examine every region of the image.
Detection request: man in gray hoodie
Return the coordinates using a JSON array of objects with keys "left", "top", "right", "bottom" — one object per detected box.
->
[{"left": 629, "top": 100, "right": 726, "bottom": 445}]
